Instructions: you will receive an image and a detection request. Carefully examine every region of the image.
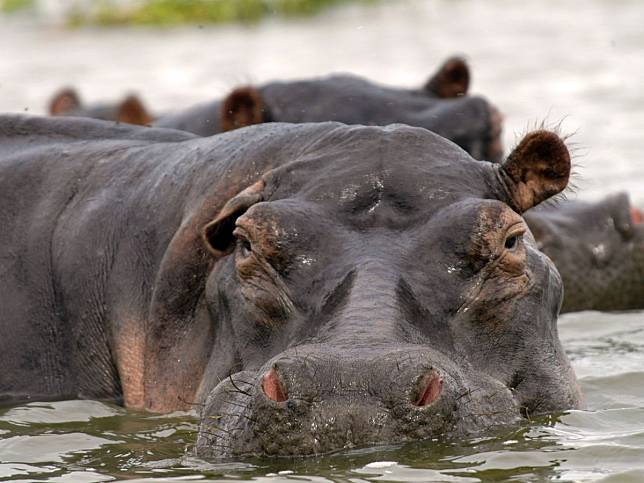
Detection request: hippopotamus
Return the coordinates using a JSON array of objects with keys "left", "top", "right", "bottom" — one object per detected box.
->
[
  {"left": 49, "top": 87, "right": 153, "bottom": 126},
  {"left": 153, "top": 57, "right": 504, "bottom": 162},
  {"left": 0, "top": 115, "right": 580, "bottom": 458},
  {"left": 525, "top": 193, "right": 644, "bottom": 313}
]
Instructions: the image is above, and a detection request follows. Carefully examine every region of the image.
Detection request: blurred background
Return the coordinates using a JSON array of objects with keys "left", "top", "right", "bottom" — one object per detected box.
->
[{"left": 1, "top": 0, "right": 643, "bottom": 203}]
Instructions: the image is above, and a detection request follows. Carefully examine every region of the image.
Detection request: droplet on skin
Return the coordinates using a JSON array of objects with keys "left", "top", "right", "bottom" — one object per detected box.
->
[
  {"left": 299, "top": 255, "right": 315, "bottom": 265},
  {"left": 592, "top": 243, "right": 607, "bottom": 261}
]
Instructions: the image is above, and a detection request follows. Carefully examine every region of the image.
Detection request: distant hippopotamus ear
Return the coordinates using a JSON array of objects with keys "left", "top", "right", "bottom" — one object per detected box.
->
[
  {"left": 202, "top": 179, "right": 265, "bottom": 256},
  {"left": 500, "top": 130, "right": 571, "bottom": 213},
  {"left": 49, "top": 87, "right": 81, "bottom": 115},
  {"left": 424, "top": 56, "right": 470, "bottom": 98},
  {"left": 117, "top": 94, "right": 153, "bottom": 126},
  {"left": 220, "top": 86, "right": 268, "bottom": 132}
]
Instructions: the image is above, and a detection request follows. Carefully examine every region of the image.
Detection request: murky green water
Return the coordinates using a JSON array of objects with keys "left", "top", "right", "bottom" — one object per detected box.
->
[
  {"left": 2, "top": 0, "right": 644, "bottom": 481},
  {"left": 1, "top": 311, "right": 643, "bottom": 482}
]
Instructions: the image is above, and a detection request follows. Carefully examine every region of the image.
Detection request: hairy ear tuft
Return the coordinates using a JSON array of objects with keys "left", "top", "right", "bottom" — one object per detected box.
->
[
  {"left": 501, "top": 130, "right": 571, "bottom": 213},
  {"left": 221, "top": 86, "right": 267, "bottom": 132},
  {"left": 202, "top": 180, "right": 265, "bottom": 256},
  {"left": 118, "top": 95, "right": 153, "bottom": 126},
  {"left": 424, "top": 56, "right": 470, "bottom": 98},
  {"left": 49, "top": 87, "right": 81, "bottom": 115}
]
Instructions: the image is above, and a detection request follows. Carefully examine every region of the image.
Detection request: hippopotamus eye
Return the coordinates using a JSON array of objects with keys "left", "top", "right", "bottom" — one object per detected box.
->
[
  {"left": 232, "top": 227, "right": 252, "bottom": 258},
  {"left": 504, "top": 234, "right": 520, "bottom": 250},
  {"left": 503, "top": 224, "right": 525, "bottom": 253},
  {"left": 239, "top": 239, "right": 252, "bottom": 258}
]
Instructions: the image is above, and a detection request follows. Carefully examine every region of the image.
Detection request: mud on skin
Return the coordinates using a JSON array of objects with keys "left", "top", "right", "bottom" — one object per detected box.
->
[
  {"left": 153, "top": 56, "right": 504, "bottom": 162},
  {"left": 0, "top": 116, "right": 580, "bottom": 458}
]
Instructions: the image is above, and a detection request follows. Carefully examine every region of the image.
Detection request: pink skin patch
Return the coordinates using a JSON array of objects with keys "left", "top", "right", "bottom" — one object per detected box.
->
[
  {"left": 262, "top": 367, "right": 288, "bottom": 402},
  {"left": 414, "top": 369, "right": 443, "bottom": 407},
  {"left": 631, "top": 207, "right": 643, "bottom": 225}
]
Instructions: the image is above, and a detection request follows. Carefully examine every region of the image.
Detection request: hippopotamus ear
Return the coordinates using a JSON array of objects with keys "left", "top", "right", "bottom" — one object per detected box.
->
[
  {"left": 604, "top": 192, "right": 641, "bottom": 240},
  {"left": 49, "top": 87, "right": 81, "bottom": 115},
  {"left": 500, "top": 130, "right": 571, "bottom": 213},
  {"left": 220, "top": 86, "right": 268, "bottom": 132},
  {"left": 202, "top": 179, "right": 265, "bottom": 256},
  {"left": 424, "top": 56, "right": 470, "bottom": 98},
  {"left": 117, "top": 95, "right": 153, "bottom": 125},
  {"left": 141, "top": 178, "right": 266, "bottom": 411}
]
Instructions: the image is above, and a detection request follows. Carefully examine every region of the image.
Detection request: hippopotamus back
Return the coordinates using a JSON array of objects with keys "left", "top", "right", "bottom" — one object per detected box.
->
[
  {"left": 526, "top": 194, "right": 644, "bottom": 312},
  {"left": 153, "top": 57, "right": 503, "bottom": 162}
]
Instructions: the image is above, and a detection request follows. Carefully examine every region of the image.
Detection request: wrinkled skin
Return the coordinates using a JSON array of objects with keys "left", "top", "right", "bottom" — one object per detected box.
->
[
  {"left": 526, "top": 193, "right": 644, "bottom": 312},
  {"left": 49, "top": 87, "right": 153, "bottom": 126},
  {"left": 0, "top": 115, "right": 580, "bottom": 458},
  {"left": 153, "top": 57, "right": 504, "bottom": 162}
]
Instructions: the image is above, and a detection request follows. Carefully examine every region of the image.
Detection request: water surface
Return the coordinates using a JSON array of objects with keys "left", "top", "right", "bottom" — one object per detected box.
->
[{"left": 2, "top": 312, "right": 644, "bottom": 481}]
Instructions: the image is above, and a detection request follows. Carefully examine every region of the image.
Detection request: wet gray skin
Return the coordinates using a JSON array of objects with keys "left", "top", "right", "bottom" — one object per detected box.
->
[
  {"left": 525, "top": 193, "right": 644, "bottom": 313},
  {"left": 153, "top": 56, "right": 504, "bottom": 162},
  {"left": 0, "top": 116, "right": 580, "bottom": 459}
]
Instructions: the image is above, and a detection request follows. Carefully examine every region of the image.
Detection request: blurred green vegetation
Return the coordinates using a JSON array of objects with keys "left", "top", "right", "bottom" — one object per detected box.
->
[
  {"left": 0, "top": 0, "right": 34, "bottom": 13},
  {"left": 66, "top": 0, "right": 376, "bottom": 26}
]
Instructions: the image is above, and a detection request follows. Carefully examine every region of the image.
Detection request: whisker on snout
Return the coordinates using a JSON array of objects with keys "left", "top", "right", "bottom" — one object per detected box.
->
[
  {"left": 208, "top": 412, "right": 259, "bottom": 424},
  {"left": 201, "top": 425, "right": 240, "bottom": 436},
  {"left": 221, "top": 399, "right": 253, "bottom": 410},
  {"left": 227, "top": 373, "right": 253, "bottom": 397},
  {"left": 178, "top": 395, "right": 205, "bottom": 407}
]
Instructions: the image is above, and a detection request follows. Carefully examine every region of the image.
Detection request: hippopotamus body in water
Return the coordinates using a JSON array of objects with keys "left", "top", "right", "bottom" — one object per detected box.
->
[
  {"left": 0, "top": 115, "right": 580, "bottom": 457},
  {"left": 526, "top": 193, "right": 644, "bottom": 313},
  {"left": 49, "top": 87, "right": 153, "bottom": 126},
  {"left": 153, "top": 57, "right": 504, "bottom": 162}
]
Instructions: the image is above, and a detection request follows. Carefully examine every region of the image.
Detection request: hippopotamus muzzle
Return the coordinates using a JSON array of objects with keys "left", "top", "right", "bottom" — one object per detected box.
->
[{"left": 197, "top": 344, "right": 522, "bottom": 458}]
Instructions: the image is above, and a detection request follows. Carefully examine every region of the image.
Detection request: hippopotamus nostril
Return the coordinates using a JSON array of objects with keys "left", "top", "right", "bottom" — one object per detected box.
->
[
  {"left": 261, "top": 367, "right": 288, "bottom": 402},
  {"left": 413, "top": 369, "right": 443, "bottom": 407}
]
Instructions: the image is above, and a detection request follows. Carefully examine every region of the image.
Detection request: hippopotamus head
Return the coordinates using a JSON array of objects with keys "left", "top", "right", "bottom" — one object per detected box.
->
[
  {"left": 49, "top": 87, "right": 153, "bottom": 125},
  {"left": 190, "top": 124, "right": 581, "bottom": 458},
  {"left": 525, "top": 193, "right": 644, "bottom": 312}
]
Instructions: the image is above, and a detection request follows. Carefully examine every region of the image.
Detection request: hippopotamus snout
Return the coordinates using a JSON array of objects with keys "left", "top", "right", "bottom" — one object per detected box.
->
[
  {"left": 258, "top": 348, "right": 445, "bottom": 408},
  {"left": 196, "top": 346, "right": 518, "bottom": 458}
]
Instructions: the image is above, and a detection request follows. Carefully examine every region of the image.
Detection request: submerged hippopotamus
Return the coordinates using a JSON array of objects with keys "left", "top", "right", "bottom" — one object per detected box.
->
[
  {"left": 49, "top": 87, "right": 153, "bottom": 126},
  {"left": 153, "top": 56, "right": 504, "bottom": 162},
  {"left": 526, "top": 193, "right": 644, "bottom": 313},
  {"left": 0, "top": 115, "right": 580, "bottom": 457}
]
